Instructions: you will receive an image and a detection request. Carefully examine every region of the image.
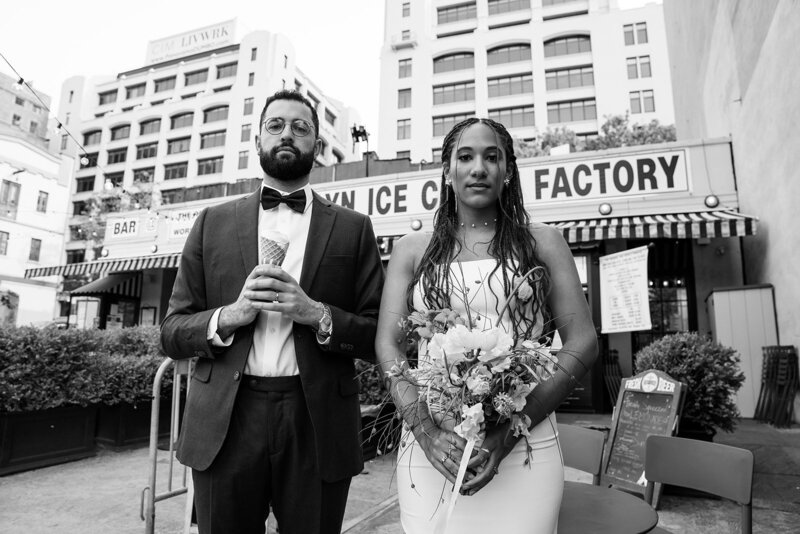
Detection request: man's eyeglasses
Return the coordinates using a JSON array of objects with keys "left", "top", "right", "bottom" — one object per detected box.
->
[{"left": 262, "top": 117, "right": 314, "bottom": 137}]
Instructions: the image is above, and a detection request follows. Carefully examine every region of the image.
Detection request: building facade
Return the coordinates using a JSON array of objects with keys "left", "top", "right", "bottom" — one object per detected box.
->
[
  {"left": 0, "top": 72, "right": 51, "bottom": 151},
  {"left": 662, "top": 0, "right": 800, "bottom": 420},
  {"left": 1, "top": 133, "right": 72, "bottom": 326},
  {"left": 378, "top": 0, "right": 675, "bottom": 161},
  {"left": 53, "top": 20, "right": 363, "bottom": 288}
]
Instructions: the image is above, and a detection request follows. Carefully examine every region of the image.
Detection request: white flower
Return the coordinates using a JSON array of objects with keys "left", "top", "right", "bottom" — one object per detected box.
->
[
  {"left": 454, "top": 403, "right": 485, "bottom": 441},
  {"left": 516, "top": 280, "right": 533, "bottom": 302},
  {"left": 466, "top": 366, "right": 492, "bottom": 396}
]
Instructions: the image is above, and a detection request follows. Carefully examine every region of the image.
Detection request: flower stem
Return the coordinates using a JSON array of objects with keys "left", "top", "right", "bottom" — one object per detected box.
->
[{"left": 494, "top": 267, "right": 540, "bottom": 328}]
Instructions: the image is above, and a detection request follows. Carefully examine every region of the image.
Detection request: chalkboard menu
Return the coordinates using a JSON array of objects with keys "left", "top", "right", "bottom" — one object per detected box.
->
[{"left": 601, "top": 369, "right": 684, "bottom": 502}]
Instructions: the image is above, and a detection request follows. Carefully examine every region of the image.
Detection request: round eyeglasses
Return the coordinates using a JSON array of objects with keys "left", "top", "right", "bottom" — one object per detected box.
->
[{"left": 262, "top": 117, "right": 314, "bottom": 137}]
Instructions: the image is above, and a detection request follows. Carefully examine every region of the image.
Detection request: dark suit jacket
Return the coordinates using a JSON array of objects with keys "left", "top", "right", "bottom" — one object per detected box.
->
[{"left": 160, "top": 189, "right": 384, "bottom": 482}]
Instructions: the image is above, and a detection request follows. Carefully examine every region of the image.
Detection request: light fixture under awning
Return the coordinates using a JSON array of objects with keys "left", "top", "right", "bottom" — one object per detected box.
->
[{"left": 25, "top": 253, "right": 181, "bottom": 279}]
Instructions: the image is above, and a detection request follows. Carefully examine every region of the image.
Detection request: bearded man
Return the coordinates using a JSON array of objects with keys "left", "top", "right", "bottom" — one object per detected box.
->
[{"left": 161, "top": 90, "right": 384, "bottom": 534}]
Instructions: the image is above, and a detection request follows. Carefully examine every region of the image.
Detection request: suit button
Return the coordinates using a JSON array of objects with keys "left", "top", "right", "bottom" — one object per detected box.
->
[{"left": 233, "top": 371, "right": 241, "bottom": 381}]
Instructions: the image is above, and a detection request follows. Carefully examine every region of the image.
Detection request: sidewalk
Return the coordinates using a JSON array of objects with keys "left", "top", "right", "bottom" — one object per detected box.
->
[{"left": 0, "top": 414, "right": 798, "bottom": 533}]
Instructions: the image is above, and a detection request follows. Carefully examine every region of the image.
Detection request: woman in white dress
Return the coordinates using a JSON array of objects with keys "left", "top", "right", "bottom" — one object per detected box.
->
[{"left": 375, "top": 118, "right": 598, "bottom": 534}]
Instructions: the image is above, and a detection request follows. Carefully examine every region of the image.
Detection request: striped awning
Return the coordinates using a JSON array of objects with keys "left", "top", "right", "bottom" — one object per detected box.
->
[
  {"left": 70, "top": 272, "right": 141, "bottom": 298},
  {"left": 25, "top": 252, "right": 181, "bottom": 279},
  {"left": 550, "top": 210, "right": 758, "bottom": 244}
]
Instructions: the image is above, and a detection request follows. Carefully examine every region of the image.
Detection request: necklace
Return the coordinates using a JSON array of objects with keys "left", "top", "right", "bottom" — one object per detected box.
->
[{"left": 460, "top": 218, "right": 497, "bottom": 228}]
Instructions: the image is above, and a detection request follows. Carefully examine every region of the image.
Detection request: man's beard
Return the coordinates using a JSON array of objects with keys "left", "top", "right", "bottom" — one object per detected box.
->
[{"left": 259, "top": 142, "right": 315, "bottom": 181}]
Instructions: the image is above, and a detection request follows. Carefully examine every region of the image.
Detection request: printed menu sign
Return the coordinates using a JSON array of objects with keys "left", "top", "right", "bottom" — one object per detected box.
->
[{"left": 599, "top": 246, "right": 651, "bottom": 333}]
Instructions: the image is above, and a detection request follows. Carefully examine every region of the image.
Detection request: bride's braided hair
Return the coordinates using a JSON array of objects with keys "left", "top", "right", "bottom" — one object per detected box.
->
[{"left": 406, "top": 118, "right": 551, "bottom": 344}]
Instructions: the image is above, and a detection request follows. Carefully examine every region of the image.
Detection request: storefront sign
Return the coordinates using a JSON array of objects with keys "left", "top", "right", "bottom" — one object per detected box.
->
[
  {"left": 167, "top": 209, "right": 203, "bottom": 240},
  {"left": 146, "top": 20, "right": 236, "bottom": 65},
  {"left": 105, "top": 217, "right": 140, "bottom": 240},
  {"left": 521, "top": 150, "right": 689, "bottom": 202},
  {"left": 599, "top": 246, "right": 652, "bottom": 333},
  {"left": 322, "top": 179, "right": 441, "bottom": 217}
]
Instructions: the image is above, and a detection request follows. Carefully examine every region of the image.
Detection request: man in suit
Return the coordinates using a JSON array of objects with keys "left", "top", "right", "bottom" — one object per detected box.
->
[{"left": 160, "top": 90, "right": 384, "bottom": 534}]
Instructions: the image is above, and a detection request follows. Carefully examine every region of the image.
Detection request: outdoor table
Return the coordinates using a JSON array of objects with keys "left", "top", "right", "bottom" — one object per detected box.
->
[{"left": 558, "top": 481, "right": 659, "bottom": 534}]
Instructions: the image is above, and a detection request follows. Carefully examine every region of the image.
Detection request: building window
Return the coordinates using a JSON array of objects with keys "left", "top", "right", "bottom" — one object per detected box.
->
[
  {"left": 171, "top": 112, "right": 194, "bottom": 129},
  {"left": 110, "top": 124, "right": 131, "bottom": 141},
  {"left": 251, "top": 47, "right": 258, "bottom": 60},
  {"left": 433, "top": 81, "right": 475, "bottom": 105},
  {"left": 543, "top": 0, "right": 574, "bottom": 4},
  {"left": 185, "top": 69, "right": 209, "bottom": 86},
  {"left": 167, "top": 137, "right": 191, "bottom": 154},
  {"left": 437, "top": 2, "right": 477, "bottom": 24},
  {"left": 80, "top": 153, "right": 98, "bottom": 168},
  {"left": 238, "top": 150, "right": 249, "bottom": 169},
  {"left": 397, "top": 150, "right": 411, "bottom": 159},
  {"left": 204, "top": 106, "right": 229, "bottom": 123},
  {"left": 72, "top": 200, "right": 87, "bottom": 216},
  {"left": 241, "top": 124, "right": 252, "bottom": 142},
  {"left": 433, "top": 53, "right": 474, "bottom": 73},
  {"left": 138, "top": 119, "right": 159, "bottom": 135},
  {"left": 398, "top": 88, "right": 412, "bottom": 108},
  {"left": 433, "top": 112, "right": 473, "bottom": 137},
  {"left": 630, "top": 91, "right": 642, "bottom": 113},
  {"left": 488, "top": 0, "right": 530, "bottom": 15},
  {"left": 432, "top": 147, "right": 443, "bottom": 163},
  {"left": 637, "top": 22, "right": 649, "bottom": 44},
  {"left": 401, "top": 30, "right": 411, "bottom": 41},
  {"left": 547, "top": 99, "right": 597, "bottom": 123},
  {"left": 544, "top": 35, "right": 591, "bottom": 57},
  {"left": 60, "top": 135, "right": 68, "bottom": 150},
  {"left": 36, "top": 191, "right": 49, "bottom": 213},
  {"left": 243, "top": 98, "right": 254, "bottom": 116},
  {"left": 83, "top": 130, "right": 102, "bottom": 145},
  {"left": 324, "top": 109, "right": 336, "bottom": 126},
  {"left": 217, "top": 62, "right": 238, "bottom": 79},
  {"left": 488, "top": 44, "right": 531, "bottom": 66},
  {"left": 133, "top": 168, "right": 154, "bottom": 184},
  {"left": 489, "top": 105, "right": 534, "bottom": 129},
  {"left": 29, "top": 121, "right": 38, "bottom": 134},
  {"left": 642, "top": 89, "right": 655, "bottom": 112},
  {"left": 402, "top": 2, "right": 410, "bottom": 16},
  {"left": 98, "top": 90, "right": 117, "bottom": 105},
  {"left": 198, "top": 157, "right": 223, "bottom": 175},
  {"left": 164, "top": 162, "right": 188, "bottom": 180},
  {"left": 11, "top": 114, "right": 21, "bottom": 126},
  {"left": 624, "top": 22, "right": 648, "bottom": 45},
  {"left": 545, "top": 66, "right": 594, "bottom": 90},
  {"left": 154, "top": 76, "right": 176, "bottom": 92},
  {"left": 0, "top": 231, "right": 7, "bottom": 255},
  {"left": 399, "top": 58, "right": 412, "bottom": 78},
  {"left": 136, "top": 142, "right": 158, "bottom": 159},
  {"left": 105, "top": 172, "right": 124, "bottom": 188},
  {"left": 488, "top": 73, "right": 533, "bottom": 97},
  {"left": 66, "top": 249, "right": 85, "bottom": 263},
  {"left": 76, "top": 176, "right": 95, "bottom": 193},
  {"left": 200, "top": 130, "right": 226, "bottom": 149},
  {"left": 68, "top": 90, "right": 74, "bottom": 103},
  {"left": 248, "top": 72, "right": 255, "bottom": 86},
  {"left": 15, "top": 96, "right": 24, "bottom": 106},
  {"left": 627, "top": 57, "right": 638, "bottom": 79},
  {"left": 639, "top": 56, "right": 651, "bottom": 77},
  {"left": 161, "top": 188, "right": 185, "bottom": 205},
  {"left": 106, "top": 148, "right": 127, "bottom": 164},
  {"left": 126, "top": 83, "right": 146, "bottom": 99},
  {"left": 397, "top": 119, "right": 411, "bottom": 140},
  {"left": 29, "top": 238, "right": 42, "bottom": 262}
]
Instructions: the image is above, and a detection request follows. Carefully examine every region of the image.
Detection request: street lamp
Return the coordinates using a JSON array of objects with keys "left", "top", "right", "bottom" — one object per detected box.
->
[{"left": 351, "top": 124, "right": 370, "bottom": 177}]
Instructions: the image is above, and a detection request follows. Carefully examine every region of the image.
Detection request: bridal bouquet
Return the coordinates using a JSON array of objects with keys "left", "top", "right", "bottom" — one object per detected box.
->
[{"left": 389, "top": 268, "right": 558, "bottom": 446}]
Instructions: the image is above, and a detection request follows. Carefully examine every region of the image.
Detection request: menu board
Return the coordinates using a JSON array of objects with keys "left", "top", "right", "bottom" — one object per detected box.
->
[
  {"left": 601, "top": 369, "right": 684, "bottom": 503},
  {"left": 599, "top": 246, "right": 652, "bottom": 333}
]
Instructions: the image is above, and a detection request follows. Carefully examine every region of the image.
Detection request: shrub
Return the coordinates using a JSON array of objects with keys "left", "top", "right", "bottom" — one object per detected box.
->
[
  {"left": 355, "top": 359, "right": 389, "bottom": 406},
  {"left": 0, "top": 325, "right": 168, "bottom": 413},
  {"left": 635, "top": 331, "right": 745, "bottom": 434}
]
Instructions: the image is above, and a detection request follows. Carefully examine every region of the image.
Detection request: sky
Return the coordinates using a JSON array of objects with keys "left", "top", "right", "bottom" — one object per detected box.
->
[{"left": 1, "top": 0, "right": 657, "bottom": 153}]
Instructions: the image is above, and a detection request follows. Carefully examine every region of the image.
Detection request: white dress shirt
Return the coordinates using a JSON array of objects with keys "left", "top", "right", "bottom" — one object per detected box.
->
[{"left": 207, "top": 183, "right": 314, "bottom": 376}]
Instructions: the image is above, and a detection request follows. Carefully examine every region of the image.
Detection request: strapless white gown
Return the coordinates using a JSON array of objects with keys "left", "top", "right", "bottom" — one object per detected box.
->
[{"left": 397, "top": 259, "right": 563, "bottom": 534}]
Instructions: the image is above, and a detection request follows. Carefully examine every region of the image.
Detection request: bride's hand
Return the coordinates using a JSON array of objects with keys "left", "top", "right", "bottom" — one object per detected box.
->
[
  {"left": 460, "top": 422, "right": 521, "bottom": 496},
  {"left": 417, "top": 428, "right": 467, "bottom": 485}
]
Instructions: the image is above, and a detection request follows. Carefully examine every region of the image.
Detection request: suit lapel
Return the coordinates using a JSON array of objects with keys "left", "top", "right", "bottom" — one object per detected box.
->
[
  {"left": 236, "top": 190, "right": 261, "bottom": 275},
  {"left": 299, "top": 192, "right": 337, "bottom": 292}
]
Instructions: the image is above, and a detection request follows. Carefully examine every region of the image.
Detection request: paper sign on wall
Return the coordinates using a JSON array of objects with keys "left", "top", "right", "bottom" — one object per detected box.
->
[{"left": 600, "top": 246, "right": 652, "bottom": 333}]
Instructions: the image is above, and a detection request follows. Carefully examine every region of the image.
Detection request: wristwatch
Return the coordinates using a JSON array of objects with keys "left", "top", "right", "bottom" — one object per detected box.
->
[{"left": 316, "top": 303, "right": 332, "bottom": 340}]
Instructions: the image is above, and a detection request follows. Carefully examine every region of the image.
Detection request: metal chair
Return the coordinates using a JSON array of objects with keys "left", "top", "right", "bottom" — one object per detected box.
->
[
  {"left": 644, "top": 435, "right": 754, "bottom": 534},
  {"left": 557, "top": 423, "right": 606, "bottom": 485}
]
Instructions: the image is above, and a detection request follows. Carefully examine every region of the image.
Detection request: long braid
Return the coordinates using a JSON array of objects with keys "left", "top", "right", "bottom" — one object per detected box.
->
[{"left": 407, "top": 118, "right": 552, "bottom": 344}]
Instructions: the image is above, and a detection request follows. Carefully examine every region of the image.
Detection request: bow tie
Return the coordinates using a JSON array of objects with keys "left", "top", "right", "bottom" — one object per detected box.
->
[{"left": 260, "top": 188, "right": 306, "bottom": 213}]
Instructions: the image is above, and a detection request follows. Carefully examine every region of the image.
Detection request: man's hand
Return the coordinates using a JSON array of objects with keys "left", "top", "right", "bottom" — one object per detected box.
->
[{"left": 218, "top": 264, "right": 323, "bottom": 337}]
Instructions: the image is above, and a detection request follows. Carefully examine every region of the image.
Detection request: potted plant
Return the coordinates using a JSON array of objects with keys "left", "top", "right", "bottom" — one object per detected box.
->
[
  {"left": 634, "top": 331, "right": 745, "bottom": 440},
  {"left": 0, "top": 326, "right": 105, "bottom": 475}
]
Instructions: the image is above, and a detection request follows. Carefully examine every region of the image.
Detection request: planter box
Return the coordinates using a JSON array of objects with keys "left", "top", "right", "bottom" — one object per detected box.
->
[
  {"left": 95, "top": 399, "right": 172, "bottom": 449},
  {"left": 0, "top": 405, "right": 97, "bottom": 476}
]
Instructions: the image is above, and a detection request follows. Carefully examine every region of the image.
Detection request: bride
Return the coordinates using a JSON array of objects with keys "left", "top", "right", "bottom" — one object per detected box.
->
[{"left": 374, "top": 118, "right": 597, "bottom": 534}]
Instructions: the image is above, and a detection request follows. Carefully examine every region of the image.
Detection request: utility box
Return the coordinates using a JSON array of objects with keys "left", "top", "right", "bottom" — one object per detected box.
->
[{"left": 706, "top": 284, "right": 778, "bottom": 418}]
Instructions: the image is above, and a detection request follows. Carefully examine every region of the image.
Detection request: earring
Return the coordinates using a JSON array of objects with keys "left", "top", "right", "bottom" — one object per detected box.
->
[
  {"left": 504, "top": 177, "right": 510, "bottom": 186},
  {"left": 445, "top": 178, "right": 452, "bottom": 187}
]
